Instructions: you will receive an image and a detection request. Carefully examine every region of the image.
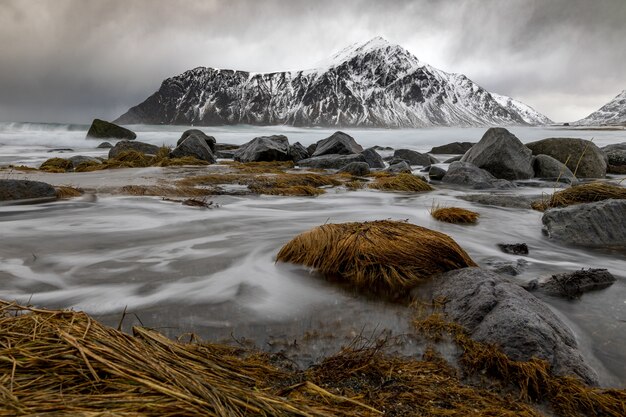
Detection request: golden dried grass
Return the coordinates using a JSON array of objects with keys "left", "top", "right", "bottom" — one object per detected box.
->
[
  {"left": 118, "top": 185, "right": 214, "bottom": 197},
  {"left": 368, "top": 173, "right": 433, "bottom": 192},
  {"left": 276, "top": 220, "right": 477, "bottom": 297},
  {"left": 531, "top": 182, "right": 626, "bottom": 211},
  {"left": 55, "top": 186, "right": 84, "bottom": 199},
  {"left": 39, "top": 157, "right": 73, "bottom": 173},
  {"left": 430, "top": 205, "right": 479, "bottom": 224}
]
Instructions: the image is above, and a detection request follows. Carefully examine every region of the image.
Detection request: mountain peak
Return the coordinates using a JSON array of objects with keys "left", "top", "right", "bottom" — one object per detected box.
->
[{"left": 312, "top": 36, "right": 418, "bottom": 70}]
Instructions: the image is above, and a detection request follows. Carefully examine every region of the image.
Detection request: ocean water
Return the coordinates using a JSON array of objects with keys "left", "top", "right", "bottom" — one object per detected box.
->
[{"left": 0, "top": 122, "right": 625, "bottom": 386}]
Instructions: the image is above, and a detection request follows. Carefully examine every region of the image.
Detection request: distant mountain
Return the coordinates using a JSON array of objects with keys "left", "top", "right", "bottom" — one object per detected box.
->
[
  {"left": 574, "top": 90, "right": 626, "bottom": 126},
  {"left": 115, "top": 37, "right": 552, "bottom": 128}
]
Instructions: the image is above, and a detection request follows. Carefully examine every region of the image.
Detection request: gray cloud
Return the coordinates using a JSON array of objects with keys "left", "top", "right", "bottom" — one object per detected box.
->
[{"left": 0, "top": 0, "right": 624, "bottom": 123}]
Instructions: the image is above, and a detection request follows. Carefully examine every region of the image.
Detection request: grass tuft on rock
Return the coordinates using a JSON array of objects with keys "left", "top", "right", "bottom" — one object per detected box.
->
[
  {"left": 276, "top": 220, "right": 476, "bottom": 297},
  {"left": 531, "top": 181, "right": 626, "bottom": 211},
  {"left": 430, "top": 204, "right": 479, "bottom": 224},
  {"left": 39, "top": 157, "right": 73, "bottom": 173},
  {"left": 369, "top": 173, "right": 433, "bottom": 192},
  {"left": 55, "top": 186, "right": 83, "bottom": 199}
]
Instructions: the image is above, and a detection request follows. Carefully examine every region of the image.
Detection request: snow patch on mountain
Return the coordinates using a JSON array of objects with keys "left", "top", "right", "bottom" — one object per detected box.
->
[
  {"left": 492, "top": 93, "right": 552, "bottom": 125},
  {"left": 574, "top": 90, "right": 626, "bottom": 126}
]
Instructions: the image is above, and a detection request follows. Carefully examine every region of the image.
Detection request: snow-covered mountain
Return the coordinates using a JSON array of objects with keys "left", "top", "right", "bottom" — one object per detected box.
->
[
  {"left": 574, "top": 90, "right": 626, "bottom": 126},
  {"left": 115, "top": 37, "right": 552, "bottom": 127}
]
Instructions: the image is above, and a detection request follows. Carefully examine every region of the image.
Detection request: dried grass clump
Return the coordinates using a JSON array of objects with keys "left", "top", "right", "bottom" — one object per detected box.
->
[
  {"left": 430, "top": 205, "right": 479, "bottom": 224},
  {"left": 531, "top": 182, "right": 626, "bottom": 211},
  {"left": 227, "top": 160, "right": 295, "bottom": 174},
  {"left": 369, "top": 173, "right": 433, "bottom": 192},
  {"left": 7, "top": 165, "right": 38, "bottom": 171},
  {"left": 55, "top": 185, "right": 83, "bottom": 199},
  {"left": 39, "top": 157, "right": 73, "bottom": 173},
  {"left": 251, "top": 185, "right": 325, "bottom": 196},
  {"left": 118, "top": 185, "right": 214, "bottom": 197},
  {"left": 276, "top": 220, "right": 477, "bottom": 296}
]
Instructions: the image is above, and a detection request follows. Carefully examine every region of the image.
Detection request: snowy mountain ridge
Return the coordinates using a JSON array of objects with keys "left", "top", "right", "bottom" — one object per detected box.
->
[
  {"left": 115, "top": 37, "right": 552, "bottom": 127},
  {"left": 574, "top": 90, "right": 626, "bottom": 126}
]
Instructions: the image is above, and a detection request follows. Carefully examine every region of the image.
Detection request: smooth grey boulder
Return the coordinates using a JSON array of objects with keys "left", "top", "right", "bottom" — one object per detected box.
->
[
  {"left": 68, "top": 155, "right": 102, "bottom": 168},
  {"left": 289, "top": 142, "right": 310, "bottom": 162},
  {"left": 361, "top": 147, "right": 385, "bottom": 168},
  {"left": 542, "top": 199, "right": 626, "bottom": 248},
  {"left": 393, "top": 149, "right": 431, "bottom": 166},
  {"left": 385, "top": 161, "right": 412, "bottom": 174},
  {"left": 525, "top": 268, "right": 616, "bottom": 299},
  {"left": 108, "top": 141, "right": 160, "bottom": 159},
  {"left": 171, "top": 135, "right": 216, "bottom": 163},
  {"left": 442, "top": 161, "right": 516, "bottom": 189},
  {"left": 306, "top": 143, "right": 317, "bottom": 155},
  {"left": 312, "top": 132, "right": 363, "bottom": 157},
  {"left": 0, "top": 179, "right": 57, "bottom": 202},
  {"left": 428, "top": 165, "right": 447, "bottom": 180},
  {"left": 86, "top": 119, "right": 136, "bottom": 140},
  {"left": 430, "top": 142, "right": 475, "bottom": 154},
  {"left": 601, "top": 144, "right": 626, "bottom": 173},
  {"left": 298, "top": 154, "right": 366, "bottom": 169},
  {"left": 430, "top": 268, "right": 598, "bottom": 385},
  {"left": 526, "top": 138, "right": 607, "bottom": 178},
  {"left": 460, "top": 128, "right": 533, "bottom": 180},
  {"left": 234, "top": 135, "right": 291, "bottom": 162},
  {"left": 428, "top": 155, "right": 440, "bottom": 164},
  {"left": 460, "top": 194, "right": 538, "bottom": 209},
  {"left": 96, "top": 142, "right": 113, "bottom": 149},
  {"left": 533, "top": 154, "right": 577, "bottom": 183},
  {"left": 338, "top": 162, "right": 370, "bottom": 176},
  {"left": 177, "top": 129, "right": 216, "bottom": 152},
  {"left": 443, "top": 155, "right": 463, "bottom": 163}
]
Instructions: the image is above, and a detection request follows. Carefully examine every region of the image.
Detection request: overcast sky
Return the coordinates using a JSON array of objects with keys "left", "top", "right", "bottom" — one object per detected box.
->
[{"left": 1, "top": 0, "right": 625, "bottom": 124}]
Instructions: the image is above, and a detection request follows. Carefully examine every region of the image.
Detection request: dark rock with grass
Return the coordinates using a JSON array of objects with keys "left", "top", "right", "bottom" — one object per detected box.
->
[
  {"left": 542, "top": 199, "right": 626, "bottom": 248},
  {"left": 525, "top": 269, "right": 616, "bottom": 299},
  {"left": 68, "top": 156, "right": 103, "bottom": 168},
  {"left": 171, "top": 135, "right": 216, "bottom": 163},
  {"left": 108, "top": 141, "right": 160, "bottom": 159},
  {"left": 338, "top": 162, "right": 370, "bottom": 176},
  {"left": 177, "top": 129, "right": 216, "bottom": 152},
  {"left": 431, "top": 267, "right": 598, "bottom": 385},
  {"left": 430, "top": 142, "right": 475, "bottom": 154},
  {"left": 361, "top": 147, "right": 385, "bottom": 168},
  {"left": 460, "top": 128, "right": 533, "bottom": 180},
  {"left": 289, "top": 142, "right": 310, "bottom": 162},
  {"left": 97, "top": 142, "right": 113, "bottom": 149},
  {"left": 393, "top": 149, "right": 431, "bottom": 166},
  {"left": 428, "top": 165, "right": 447, "bottom": 180},
  {"left": 86, "top": 119, "right": 136, "bottom": 140},
  {"left": 0, "top": 179, "right": 57, "bottom": 202},
  {"left": 533, "top": 154, "right": 577, "bottom": 184},
  {"left": 385, "top": 161, "right": 412, "bottom": 174},
  {"left": 526, "top": 138, "right": 607, "bottom": 178},
  {"left": 298, "top": 154, "right": 366, "bottom": 170},
  {"left": 460, "top": 193, "right": 537, "bottom": 209},
  {"left": 312, "top": 132, "right": 363, "bottom": 157},
  {"left": 497, "top": 243, "right": 529, "bottom": 255},
  {"left": 442, "top": 162, "right": 516, "bottom": 189},
  {"left": 234, "top": 135, "right": 291, "bottom": 162}
]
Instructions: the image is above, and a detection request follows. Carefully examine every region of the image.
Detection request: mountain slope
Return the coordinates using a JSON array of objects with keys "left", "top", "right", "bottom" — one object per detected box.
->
[
  {"left": 115, "top": 37, "right": 552, "bottom": 127},
  {"left": 574, "top": 90, "right": 626, "bottom": 126}
]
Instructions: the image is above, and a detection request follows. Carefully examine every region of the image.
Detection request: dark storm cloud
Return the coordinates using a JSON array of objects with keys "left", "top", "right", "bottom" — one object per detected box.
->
[{"left": 0, "top": 0, "right": 624, "bottom": 123}]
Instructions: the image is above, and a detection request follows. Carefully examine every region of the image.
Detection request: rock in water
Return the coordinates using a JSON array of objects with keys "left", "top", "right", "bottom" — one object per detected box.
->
[
  {"left": 361, "top": 147, "right": 385, "bottom": 169},
  {"left": 68, "top": 156, "right": 103, "bottom": 169},
  {"left": 442, "top": 161, "right": 515, "bottom": 189},
  {"left": 460, "top": 128, "right": 534, "bottom": 180},
  {"left": 497, "top": 243, "right": 529, "bottom": 255},
  {"left": 86, "top": 119, "right": 136, "bottom": 140},
  {"left": 431, "top": 267, "right": 598, "bottom": 385},
  {"left": 525, "top": 269, "right": 616, "bottom": 299},
  {"left": 234, "top": 135, "right": 291, "bottom": 162},
  {"left": 108, "top": 141, "right": 160, "bottom": 159},
  {"left": 312, "top": 132, "right": 363, "bottom": 156},
  {"left": 428, "top": 165, "right": 447, "bottom": 180},
  {"left": 177, "top": 129, "right": 216, "bottom": 152},
  {"left": 526, "top": 138, "right": 607, "bottom": 178},
  {"left": 298, "top": 154, "right": 367, "bottom": 170},
  {"left": 393, "top": 149, "right": 431, "bottom": 166},
  {"left": 532, "top": 154, "right": 577, "bottom": 183},
  {"left": 171, "top": 135, "right": 216, "bottom": 163},
  {"left": 289, "top": 142, "right": 310, "bottom": 162},
  {"left": 542, "top": 199, "right": 626, "bottom": 248},
  {"left": 385, "top": 161, "right": 412, "bottom": 174},
  {"left": 430, "top": 142, "right": 475, "bottom": 154},
  {"left": 0, "top": 179, "right": 57, "bottom": 202},
  {"left": 338, "top": 162, "right": 370, "bottom": 176},
  {"left": 97, "top": 142, "right": 113, "bottom": 149}
]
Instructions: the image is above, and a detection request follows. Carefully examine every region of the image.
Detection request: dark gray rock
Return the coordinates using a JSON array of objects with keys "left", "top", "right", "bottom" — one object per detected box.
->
[
  {"left": 215, "top": 143, "right": 240, "bottom": 151},
  {"left": 533, "top": 154, "right": 577, "bottom": 184},
  {"left": 171, "top": 135, "right": 216, "bottom": 163},
  {"left": 428, "top": 155, "right": 440, "bottom": 164},
  {"left": 393, "top": 149, "right": 431, "bottom": 166},
  {"left": 68, "top": 155, "right": 103, "bottom": 168},
  {"left": 289, "top": 142, "right": 310, "bottom": 162},
  {"left": 387, "top": 157, "right": 409, "bottom": 166},
  {"left": 0, "top": 179, "right": 57, "bottom": 202},
  {"left": 312, "top": 131, "right": 363, "bottom": 157},
  {"left": 86, "top": 119, "right": 136, "bottom": 140},
  {"left": 430, "top": 141, "right": 475, "bottom": 154},
  {"left": 385, "top": 161, "right": 412, "bottom": 174},
  {"left": 526, "top": 138, "right": 607, "bottom": 178},
  {"left": 108, "top": 141, "right": 160, "bottom": 159},
  {"left": 486, "top": 258, "right": 529, "bottom": 276},
  {"left": 430, "top": 268, "right": 598, "bottom": 384},
  {"left": 601, "top": 145, "right": 626, "bottom": 174},
  {"left": 47, "top": 148, "right": 73, "bottom": 153},
  {"left": 442, "top": 162, "right": 516, "bottom": 189},
  {"left": 298, "top": 154, "right": 366, "bottom": 170},
  {"left": 234, "top": 135, "right": 291, "bottom": 162},
  {"left": 525, "top": 269, "right": 616, "bottom": 299},
  {"left": 177, "top": 129, "right": 216, "bottom": 152},
  {"left": 338, "top": 162, "right": 370, "bottom": 176},
  {"left": 361, "top": 147, "right": 385, "bottom": 169},
  {"left": 460, "top": 194, "right": 538, "bottom": 209},
  {"left": 542, "top": 199, "right": 626, "bottom": 248},
  {"left": 497, "top": 243, "right": 529, "bottom": 255},
  {"left": 216, "top": 150, "right": 236, "bottom": 159},
  {"left": 373, "top": 145, "right": 394, "bottom": 151},
  {"left": 443, "top": 155, "right": 463, "bottom": 163},
  {"left": 96, "top": 142, "right": 113, "bottom": 149},
  {"left": 428, "top": 165, "right": 447, "bottom": 180},
  {"left": 460, "top": 128, "right": 533, "bottom": 180},
  {"left": 306, "top": 143, "right": 317, "bottom": 155}
]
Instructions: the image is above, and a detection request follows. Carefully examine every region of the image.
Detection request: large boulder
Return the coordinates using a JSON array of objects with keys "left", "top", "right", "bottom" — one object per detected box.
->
[
  {"left": 171, "top": 135, "right": 216, "bottom": 163},
  {"left": 393, "top": 149, "right": 431, "bottom": 166},
  {"left": 312, "top": 132, "right": 363, "bottom": 156},
  {"left": 108, "top": 141, "right": 159, "bottom": 159},
  {"left": 385, "top": 161, "right": 412, "bottom": 174},
  {"left": 460, "top": 194, "right": 538, "bottom": 209},
  {"left": 68, "top": 155, "right": 103, "bottom": 168},
  {"left": 177, "top": 129, "right": 216, "bottom": 152},
  {"left": 361, "top": 147, "right": 385, "bottom": 169},
  {"left": 430, "top": 142, "right": 475, "bottom": 154},
  {"left": 96, "top": 142, "right": 113, "bottom": 149},
  {"left": 86, "top": 119, "right": 136, "bottom": 140},
  {"left": 460, "top": 128, "right": 533, "bottom": 180},
  {"left": 532, "top": 154, "right": 577, "bottom": 183},
  {"left": 526, "top": 138, "right": 607, "bottom": 178},
  {"left": 0, "top": 179, "right": 57, "bottom": 202},
  {"left": 289, "top": 142, "right": 310, "bottom": 162},
  {"left": 338, "top": 162, "right": 370, "bottom": 176},
  {"left": 442, "top": 161, "right": 515, "bottom": 189},
  {"left": 430, "top": 268, "right": 598, "bottom": 384},
  {"left": 428, "top": 165, "right": 447, "bottom": 181},
  {"left": 298, "top": 154, "right": 366, "bottom": 170},
  {"left": 601, "top": 143, "right": 626, "bottom": 174},
  {"left": 234, "top": 135, "right": 291, "bottom": 162},
  {"left": 542, "top": 199, "right": 626, "bottom": 248}
]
